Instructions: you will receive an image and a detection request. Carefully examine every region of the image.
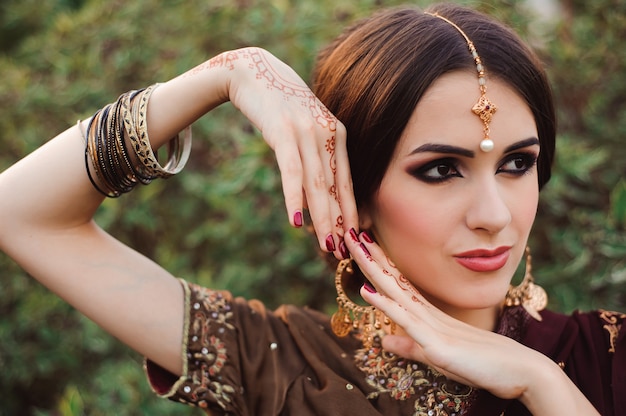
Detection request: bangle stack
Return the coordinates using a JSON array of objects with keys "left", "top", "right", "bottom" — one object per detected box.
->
[{"left": 83, "top": 84, "right": 192, "bottom": 197}]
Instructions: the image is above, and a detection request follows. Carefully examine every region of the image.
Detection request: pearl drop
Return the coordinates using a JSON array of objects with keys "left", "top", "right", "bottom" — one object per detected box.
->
[{"left": 480, "top": 139, "right": 494, "bottom": 152}]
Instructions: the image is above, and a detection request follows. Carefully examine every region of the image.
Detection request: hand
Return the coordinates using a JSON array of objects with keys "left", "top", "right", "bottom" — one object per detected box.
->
[
  {"left": 224, "top": 47, "right": 358, "bottom": 258},
  {"left": 344, "top": 230, "right": 600, "bottom": 415}
]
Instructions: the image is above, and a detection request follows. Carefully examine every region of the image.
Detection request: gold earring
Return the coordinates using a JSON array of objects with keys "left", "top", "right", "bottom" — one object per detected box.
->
[
  {"left": 330, "top": 259, "right": 394, "bottom": 349},
  {"left": 504, "top": 247, "right": 548, "bottom": 321}
]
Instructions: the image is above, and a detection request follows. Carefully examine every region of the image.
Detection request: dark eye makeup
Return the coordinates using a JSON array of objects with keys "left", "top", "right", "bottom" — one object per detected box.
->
[
  {"left": 497, "top": 152, "right": 538, "bottom": 176},
  {"left": 407, "top": 151, "right": 538, "bottom": 184},
  {"left": 409, "top": 157, "right": 462, "bottom": 183}
]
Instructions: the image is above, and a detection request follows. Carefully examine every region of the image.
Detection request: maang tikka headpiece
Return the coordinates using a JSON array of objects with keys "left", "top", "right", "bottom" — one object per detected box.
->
[{"left": 425, "top": 12, "right": 497, "bottom": 152}]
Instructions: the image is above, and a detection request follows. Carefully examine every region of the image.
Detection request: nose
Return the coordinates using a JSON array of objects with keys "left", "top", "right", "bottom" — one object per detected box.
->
[{"left": 465, "top": 177, "right": 511, "bottom": 234}]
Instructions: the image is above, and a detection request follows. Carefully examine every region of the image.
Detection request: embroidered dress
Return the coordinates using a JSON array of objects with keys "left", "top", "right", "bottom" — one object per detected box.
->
[{"left": 145, "top": 280, "right": 626, "bottom": 415}]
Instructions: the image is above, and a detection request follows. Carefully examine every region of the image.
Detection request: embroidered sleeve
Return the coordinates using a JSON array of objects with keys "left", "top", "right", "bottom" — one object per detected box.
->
[
  {"left": 144, "top": 279, "right": 310, "bottom": 415},
  {"left": 145, "top": 279, "right": 244, "bottom": 414}
]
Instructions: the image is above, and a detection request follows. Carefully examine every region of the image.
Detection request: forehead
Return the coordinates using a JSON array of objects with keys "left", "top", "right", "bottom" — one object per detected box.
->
[{"left": 397, "top": 71, "right": 537, "bottom": 154}]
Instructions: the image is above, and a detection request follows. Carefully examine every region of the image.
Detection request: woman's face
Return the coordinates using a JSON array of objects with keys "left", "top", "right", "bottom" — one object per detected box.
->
[{"left": 362, "top": 71, "right": 539, "bottom": 321}]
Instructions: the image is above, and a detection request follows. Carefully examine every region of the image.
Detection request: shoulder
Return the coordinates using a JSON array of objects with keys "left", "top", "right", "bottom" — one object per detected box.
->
[{"left": 529, "top": 308, "right": 626, "bottom": 358}]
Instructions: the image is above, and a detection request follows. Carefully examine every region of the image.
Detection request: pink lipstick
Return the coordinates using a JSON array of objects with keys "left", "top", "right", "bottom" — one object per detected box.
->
[{"left": 454, "top": 247, "right": 511, "bottom": 272}]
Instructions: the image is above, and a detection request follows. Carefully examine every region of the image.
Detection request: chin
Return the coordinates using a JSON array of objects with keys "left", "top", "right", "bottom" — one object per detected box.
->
[{"left": 431, "top": 282, "right": 511, "bottom": 312}]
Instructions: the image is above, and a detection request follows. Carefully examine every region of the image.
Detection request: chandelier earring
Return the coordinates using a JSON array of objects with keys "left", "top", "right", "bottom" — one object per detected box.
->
[
  {"left": 504, "top": 247, "right": 548, "bottom": 321},
  {"left": 330, "top": 259, "right": 395, "bottom": 349}
]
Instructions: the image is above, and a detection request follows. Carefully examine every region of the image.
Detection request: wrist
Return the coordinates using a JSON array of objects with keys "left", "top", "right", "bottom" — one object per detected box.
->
[
  {"left": 147, "top": 50, "right": 235, "bottom": 148},
  {"left": 519, "top": 355, "right": 598, "bottom": 415}
]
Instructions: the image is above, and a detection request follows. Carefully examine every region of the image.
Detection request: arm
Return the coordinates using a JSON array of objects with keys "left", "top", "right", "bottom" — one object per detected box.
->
[
  {"left": 0, "top": 47, "right": 357, "bottom": 376},
  {"left": 0, "top": 54, "right": 232, "bottom": 376}
]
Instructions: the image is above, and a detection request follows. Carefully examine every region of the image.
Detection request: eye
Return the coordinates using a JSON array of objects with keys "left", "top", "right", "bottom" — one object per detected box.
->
[
  {"left": 498, "top": 152, "right": 538, "bottom": 176},
  {"left": 410, "top": 158, "right": 462, "bottom": 183}
]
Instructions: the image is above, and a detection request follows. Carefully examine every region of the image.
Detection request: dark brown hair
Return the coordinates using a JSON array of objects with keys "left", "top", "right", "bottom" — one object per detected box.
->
[{"left": 312, "top": 3, "right": 556, "bottom": 209}]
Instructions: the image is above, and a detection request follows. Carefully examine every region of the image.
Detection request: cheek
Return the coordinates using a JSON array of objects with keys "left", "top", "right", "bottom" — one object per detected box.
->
[
  {"left": 510, "top": 182, "right": 539, "bottom": 231},
  {"left": 371, "top": 185, "right": 449, "bottom": 253}
]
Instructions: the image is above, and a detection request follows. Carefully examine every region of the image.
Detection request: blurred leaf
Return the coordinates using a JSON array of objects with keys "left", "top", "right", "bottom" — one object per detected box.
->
[{"left": 610, "top": 179, "right": 626, "bottom": 226}]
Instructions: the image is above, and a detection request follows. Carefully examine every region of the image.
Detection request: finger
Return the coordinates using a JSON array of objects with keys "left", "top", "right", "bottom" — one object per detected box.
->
[
  {"left": 299, "top": 136, "right": 336, "bottom": 252},
  {"left": 328, "top": 201, "right": 347, "bottom": 260},
  {"left": 333, "top": 121, "right": 359, "bottom": 234},
  {"left": 346, "top": 232, "right": 427, "bottom": 308},
  {"left": 359, "top": 284, "right": 450, "bottom": 365},
  {"left": 300, "top": 101, "right": 353, "bottom": 258},
  {"left": 355, "top": 234, "right": 465, "bottom": 330},
  {"left": 355, "top": 243, "right": 461, "bottom": 331},
  {"left": 273, "top": 135, "right": 305, "bottom": 228}
]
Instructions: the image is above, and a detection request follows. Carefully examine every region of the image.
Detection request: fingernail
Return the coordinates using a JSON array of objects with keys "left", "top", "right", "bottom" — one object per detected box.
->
[
  {"left": 293, "top": 211, "right": 303, "bottom": 227},
  {"left": 361, "top": 231, "right": 373, "bottom": 243},
  {"left": 349, "top": 228, "right": 359, "bottom": 242},
  {"left": 360, "top": 243, "right": 371, "bottom": 257},
  {"left": 363, "top": 281, "right": 377, "bottom": 294},
  {"left": 339, "top": 240, "right": 350, "bottom": 259},
  {"left": 325, "top": 234, "right": 336, "bottom": 252}
]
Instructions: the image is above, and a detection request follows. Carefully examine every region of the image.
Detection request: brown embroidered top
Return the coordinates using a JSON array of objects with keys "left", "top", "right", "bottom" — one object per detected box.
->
[{"left": 144, "top": 280, "right": 626, "bottom": 415}]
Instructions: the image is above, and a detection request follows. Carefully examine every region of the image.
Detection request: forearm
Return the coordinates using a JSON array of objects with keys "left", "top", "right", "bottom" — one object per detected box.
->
[
  {"left": 0, "top": 51, "right": 232, "bottom": 239},
  {"left": 0, "top": 51, "right": 235, "bottom": 375},
  {"left": 520, "top": 355, "right": 599, "bottom": 415},
  {"left": 144, "top": 52, "right": 232, "bottom": 150}
]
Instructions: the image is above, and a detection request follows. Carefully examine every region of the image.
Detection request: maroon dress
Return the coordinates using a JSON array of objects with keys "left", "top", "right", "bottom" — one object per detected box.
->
[{"left": 145, "top": 280, "right": 625, "bottom": 415}]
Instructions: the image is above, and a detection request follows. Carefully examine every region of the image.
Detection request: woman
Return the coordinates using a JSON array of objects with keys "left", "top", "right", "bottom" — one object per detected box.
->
[{"left": 0, "top": 3, "right": 622, "bottom": 415}]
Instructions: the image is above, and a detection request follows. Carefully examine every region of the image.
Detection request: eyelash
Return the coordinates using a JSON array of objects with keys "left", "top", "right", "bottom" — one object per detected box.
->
[
  {"left": 410, "top": 152, "right": 538, "bottom": 184},
  {"left": 497, "top": 152, "right": 538, "bottom": 176}
]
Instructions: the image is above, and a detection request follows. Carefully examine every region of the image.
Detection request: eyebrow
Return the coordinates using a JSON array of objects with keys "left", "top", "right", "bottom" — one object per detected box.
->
[
  {"left": 409, "top": 143, "right": 475, "bottom": 157},
  {"left": 503, "top": 137, "right": 540, "bottom": 153},
  {"left": 409, "top": 137, "right": 540, "bottom": 158}
]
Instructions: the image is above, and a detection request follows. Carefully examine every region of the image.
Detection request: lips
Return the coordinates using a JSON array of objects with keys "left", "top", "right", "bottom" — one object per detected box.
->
[{"left": 454, "top": 246, "right": 511, "bottom": 272}]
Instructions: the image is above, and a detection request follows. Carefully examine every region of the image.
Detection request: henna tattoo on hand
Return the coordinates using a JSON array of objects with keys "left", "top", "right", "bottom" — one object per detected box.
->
[
  {"left": 329, "top": 183, "right": 338, "bottom": 201},
  {"left": 244, "top": 48, "right": 342, "bottom": 203},
  {"left": 183, "top": 51, "right": 240, "bottom": 76},
  {"left": 381, "top": 257, "right": 421, "bottom": 303},
  {"left": 325, "top": 136, "right": 337, "bottom": 174},
  {"left": 397, "top": 274, "right": 422, "bottom": 303},
  {"left": 326, "top": 136, "right": 339, "bottom": 201},
  {"left": 247, "top": 49, "right": 337, "bottom": 129},
  {"left": 335, "top": 215, "right": 343, "bottom": 230}
]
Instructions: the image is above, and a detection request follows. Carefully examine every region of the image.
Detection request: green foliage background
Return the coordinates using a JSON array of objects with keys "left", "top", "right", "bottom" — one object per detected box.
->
[{"left": 0, "top": 0, "right": 624, "bottom": 414}]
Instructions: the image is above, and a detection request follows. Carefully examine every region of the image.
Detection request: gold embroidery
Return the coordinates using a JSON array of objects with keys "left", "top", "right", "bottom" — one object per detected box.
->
[
  {"left": 599, "top": 310, "right": 626, "bottom": 353},
  {"left": 175, "top": 284, "right": 238, "bottom": 411},
  {"left": 355, "top": 335, "right": 474, "bottom": 416}
]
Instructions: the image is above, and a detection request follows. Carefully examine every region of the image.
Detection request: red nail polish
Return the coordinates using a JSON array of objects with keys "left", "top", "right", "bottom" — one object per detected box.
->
[
  {"left": 363, "top": 281, "right": 377, "bottom": 294},
  {"left": 361, "top": 231, "right": 373, "bottom": 243},
  {"left": 293, "top": 211, "right": 303, "bottom": 227},
  {"left": 325, "top": 234, "right": 336, "bottom": 252},
  {"left": 339, "top": 240, "right": 350, "bottom": 259},
  {"left": 349, "top": 228, "right": 359, "bottom": 242},
  {"left": 360, "top": 243, "right": 371, "bottom": 256}
]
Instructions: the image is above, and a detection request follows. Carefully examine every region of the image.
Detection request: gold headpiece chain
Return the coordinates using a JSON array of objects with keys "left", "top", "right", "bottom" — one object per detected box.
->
[{"left": 425, "top": 12, "right": 497, "bottom": 152}]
